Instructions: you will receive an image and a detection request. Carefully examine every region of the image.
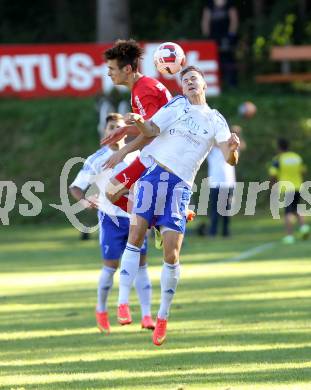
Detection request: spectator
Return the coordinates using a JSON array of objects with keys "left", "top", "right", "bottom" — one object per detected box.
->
[
  {"left": 201, "top": 0, "right": 239, "bottom": 87},
  {"left": 269, "top": 138, "right": 310, "bottom": 244},
  {"left": 198, "top": 125, "right": 245, "bottom": 237}
]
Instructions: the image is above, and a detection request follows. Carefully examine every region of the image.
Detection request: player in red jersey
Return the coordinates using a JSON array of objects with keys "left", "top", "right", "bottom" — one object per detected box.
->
[{"left": 101, "top": 39, "right": 172, "bottom": 212}]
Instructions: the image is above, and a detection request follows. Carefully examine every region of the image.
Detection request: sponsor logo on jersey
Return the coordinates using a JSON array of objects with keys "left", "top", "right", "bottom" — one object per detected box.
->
[{"left": 134, "top": 95, "right": 147, "bottom": 117}]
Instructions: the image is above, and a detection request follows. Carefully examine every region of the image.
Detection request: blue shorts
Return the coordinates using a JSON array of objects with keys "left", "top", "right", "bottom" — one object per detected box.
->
[
  {"left": 98, "top": 212, "right": 148, "bottom": 260},
  {"left": 133, "top": 164, "right": 192, "bottom": 234}
]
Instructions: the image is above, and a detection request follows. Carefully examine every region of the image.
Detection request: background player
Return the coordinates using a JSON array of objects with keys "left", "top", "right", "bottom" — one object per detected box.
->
[
  {"left": 69, "top": 113, "right": 154, "bottom": 334},
  {"left": 269, "top": 138, "right": 310, "bottom": 244}
]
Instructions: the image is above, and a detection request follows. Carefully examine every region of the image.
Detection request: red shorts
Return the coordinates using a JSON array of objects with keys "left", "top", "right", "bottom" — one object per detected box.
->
[{"left": 114, "top": 157, "right": 147, "bottom": 189}]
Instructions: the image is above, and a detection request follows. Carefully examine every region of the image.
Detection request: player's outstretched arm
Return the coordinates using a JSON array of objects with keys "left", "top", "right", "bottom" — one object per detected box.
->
[
  {"left": 124, "top": 113, "right": 160, "bottom": 138},
  {"left": 100, "top": 125, "right": 140, "bottom": 146},
  {"left": 69, "top": 186, "right": 99, "bottom": 209},
  {"left": 102, "top": 134, "right": 152, "bottom": 169},
  {"left": 218, "top": 133, "right": 240, "bottom": 166}
]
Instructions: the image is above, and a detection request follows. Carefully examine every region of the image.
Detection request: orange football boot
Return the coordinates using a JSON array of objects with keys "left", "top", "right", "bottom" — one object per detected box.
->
[
  {"left": 152, "top": 317, "right": 167, "bottom": 346},
  {"left": 96, "top": 311, "right": 110, "bottom": 334},
  {"left": 141, "top": 315, "right": 155, "bottom": 330},
  {"left": 117, "top": 303, "right": 132, "bottom": 325}
]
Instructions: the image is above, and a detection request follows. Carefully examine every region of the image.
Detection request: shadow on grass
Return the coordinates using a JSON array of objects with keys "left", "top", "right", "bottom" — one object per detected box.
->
[
  {"left": 1, "top": 218, "right": 310, "bottom": 389},
  {"left": 1, "top": 267, "right": 311, "bottom": 337},
  {"left": 1, "top": 353, "right": 311, "bottom": 389}
]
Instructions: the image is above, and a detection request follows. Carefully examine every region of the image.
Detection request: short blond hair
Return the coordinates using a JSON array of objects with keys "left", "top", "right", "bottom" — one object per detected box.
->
[
  {"left": 105, "top": 113, "right": 124, "bottom": 125},
  {"left": 180, "top": 65, "right": 205, "bottom": 81}
]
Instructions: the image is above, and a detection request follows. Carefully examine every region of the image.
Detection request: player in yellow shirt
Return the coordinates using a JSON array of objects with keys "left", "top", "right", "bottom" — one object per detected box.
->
[{"left": 269, "top": 138, "right": 309, "bottom": 244}]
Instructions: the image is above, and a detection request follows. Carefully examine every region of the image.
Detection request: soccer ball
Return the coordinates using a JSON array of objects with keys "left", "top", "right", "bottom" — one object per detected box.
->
[
  {"left": 238, "top": 101, "right": 257, "bottom": 118},
  {"left": 153, "top": 42, "right": 186, "bottom": 75}
]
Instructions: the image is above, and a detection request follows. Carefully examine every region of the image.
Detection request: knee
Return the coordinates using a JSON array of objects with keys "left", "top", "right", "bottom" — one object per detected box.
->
[
  {"left": 164, "top": 248, "right": 180, "bottom": 264},
  {"left": 128, "top": 229, "right": 145, "bottom": 248}
]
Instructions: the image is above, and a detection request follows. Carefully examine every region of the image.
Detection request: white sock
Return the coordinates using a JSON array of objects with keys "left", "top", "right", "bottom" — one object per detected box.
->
[
  {"left": 135, "top": 264, "right": 152, "bottom": 318},
  {"left": 96, "top": 266, "right": 116, "bottom": 312},
  {"left": 158, "top": 261, "right": 180, "bottom": 320},
  {"left": 118, "top": 243, "right": 141, "bottom": 305}
]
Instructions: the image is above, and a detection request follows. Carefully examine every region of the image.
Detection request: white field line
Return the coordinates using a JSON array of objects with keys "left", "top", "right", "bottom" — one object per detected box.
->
[{"left": 223, "top": 242, "right": 276, "bottom": 263}]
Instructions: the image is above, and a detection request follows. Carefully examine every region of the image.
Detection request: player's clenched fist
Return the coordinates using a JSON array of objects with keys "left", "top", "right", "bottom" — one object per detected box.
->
[
  {"left": 228, "top": 133, "right": 240, "bottom": 152},
  {"left": 124, "top": 113, "right": 144, "bottom": 125}
]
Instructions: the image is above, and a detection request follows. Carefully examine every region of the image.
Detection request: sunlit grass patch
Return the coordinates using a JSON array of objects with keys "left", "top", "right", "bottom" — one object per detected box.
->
[{"left": 0, "top": 216, "right": 310, "bottom": 389}]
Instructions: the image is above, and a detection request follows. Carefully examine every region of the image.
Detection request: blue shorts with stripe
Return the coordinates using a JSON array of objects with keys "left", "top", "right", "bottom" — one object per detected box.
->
[
  {"left": 132, "top": 164, "right": 192, "bottom": 234},
  {"left": 98, "top": 212, "right": 148, "bottom": 260}
]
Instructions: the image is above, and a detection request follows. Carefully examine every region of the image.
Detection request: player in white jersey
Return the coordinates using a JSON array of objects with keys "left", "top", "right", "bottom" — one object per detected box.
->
[
  {"left": 115, "top": 66, "right": 240, "bottom": 346},
  {"left": 69, "top": 113, "right": 155, "bottom": 334}
]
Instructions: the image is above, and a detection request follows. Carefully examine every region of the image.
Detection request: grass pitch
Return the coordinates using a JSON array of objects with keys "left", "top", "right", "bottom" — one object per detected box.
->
[{"left": 0, "top": 216, "right": 311, "bottom": 390}]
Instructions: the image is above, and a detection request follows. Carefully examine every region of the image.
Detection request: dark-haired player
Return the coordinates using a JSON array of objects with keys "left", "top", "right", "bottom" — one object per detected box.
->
[{"left": 102, "top": 39, "right": 172, "bottom": 213}]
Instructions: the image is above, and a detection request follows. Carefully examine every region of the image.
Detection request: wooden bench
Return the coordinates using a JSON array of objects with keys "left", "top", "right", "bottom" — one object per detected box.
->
[{"left": 255, "top": 45, "right": 311, "bottom": 83}]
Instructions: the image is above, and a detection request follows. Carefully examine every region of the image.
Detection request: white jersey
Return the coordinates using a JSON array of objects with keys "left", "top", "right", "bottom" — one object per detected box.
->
[
  {"left": 140, "top": 95, "right": 231, "bottom": 187},
  {"left": 207, "top": 146, "right": 236, "bottom": 188},
  {"left": 70, "top": 147, "right": 139, "bottom": 218}
]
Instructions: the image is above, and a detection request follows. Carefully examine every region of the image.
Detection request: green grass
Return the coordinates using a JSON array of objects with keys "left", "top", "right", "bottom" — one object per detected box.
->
[{"left": 0, "top": 216, "right": 311, "bottom": 389}]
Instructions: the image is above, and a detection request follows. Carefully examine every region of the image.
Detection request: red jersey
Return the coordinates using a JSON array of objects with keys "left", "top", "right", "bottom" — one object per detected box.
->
[{"left": 131, "top": 76, "right": 172, "bottom": 120}]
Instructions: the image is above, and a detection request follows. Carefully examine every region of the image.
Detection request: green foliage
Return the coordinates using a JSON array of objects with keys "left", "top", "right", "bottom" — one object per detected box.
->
[
  {"left": 251, "top": 1, "right": 310, "bottom": 74},
  {"left": 271, "top": 14, "right": 296, "bottom": 45},
  {"left": 130, "top": 0, "right": 203, "bottom": 40},
  {"left": 0, "top": 0, "right": 96, "bottom": 43},
  {"left": 253, "top": 36, "right": 267, "bottom": 61},
  {"left": 253, "top": 13, "right": 296, "bottom": 61},
  {"left": 305, "top": 20, "right": 311, "bottom": 40},
  {"left": 0, "top": 97, "right": 99, "bottom": 223}
]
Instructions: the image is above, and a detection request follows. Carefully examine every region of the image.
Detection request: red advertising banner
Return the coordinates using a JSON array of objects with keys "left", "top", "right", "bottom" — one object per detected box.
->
[{"left": 0, "top": 41, "right": 220, "bottom": 98}]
